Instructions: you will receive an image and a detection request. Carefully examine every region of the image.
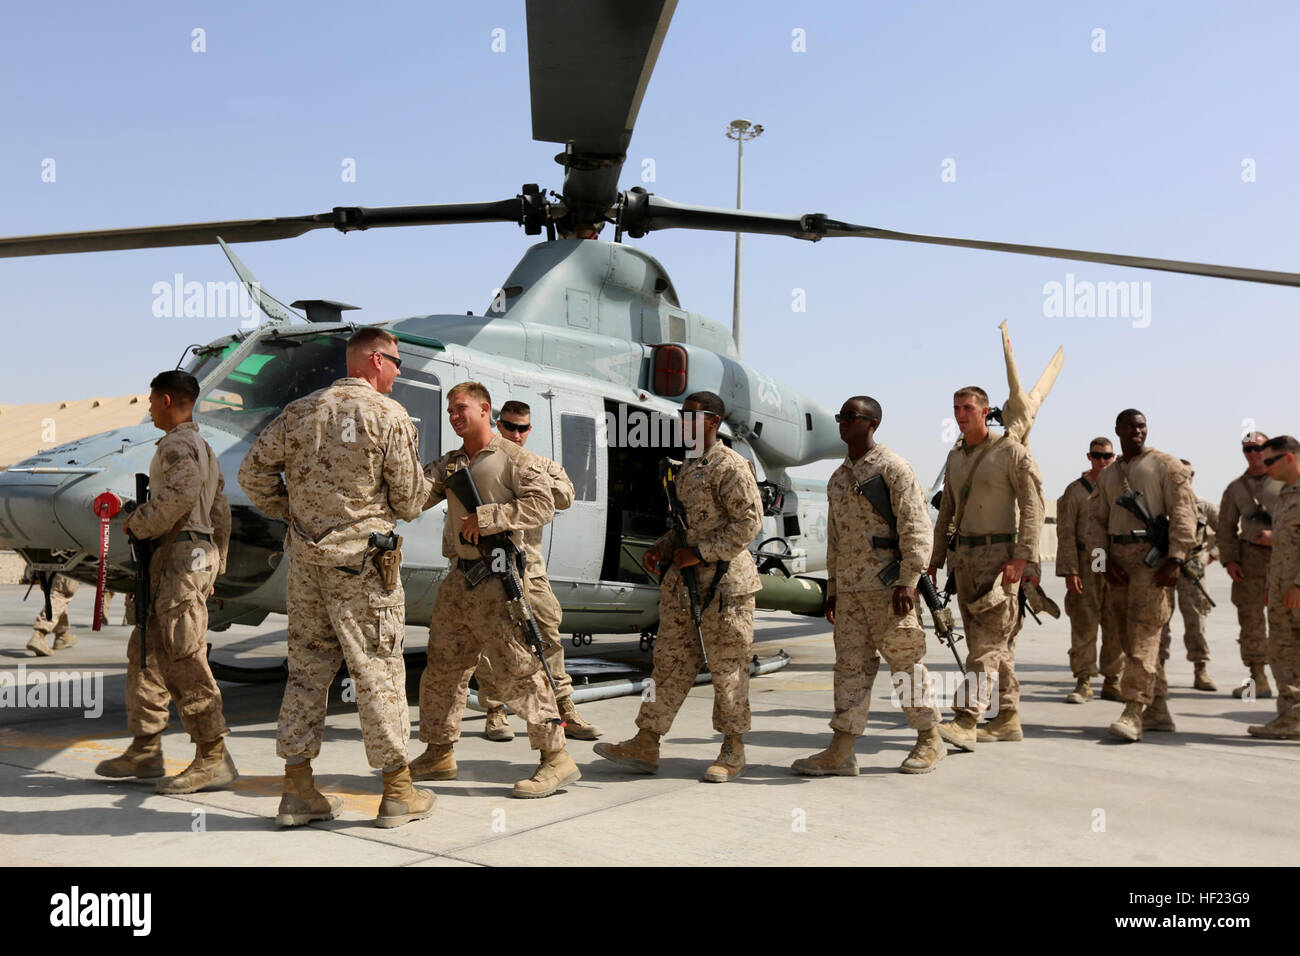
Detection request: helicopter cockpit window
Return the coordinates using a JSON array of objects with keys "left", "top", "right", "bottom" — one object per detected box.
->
[
  {"left": 561, "top": 414, "right": 598, "bottom": 502},
  {"left": 390, "top": 363, "right": 441, "bottom": 462},
  {"left": 194, "top": 333, "right": 347, "bottom": 438},
  {"left": 184, "top": 338, "right": 239, "bottom": 386}
]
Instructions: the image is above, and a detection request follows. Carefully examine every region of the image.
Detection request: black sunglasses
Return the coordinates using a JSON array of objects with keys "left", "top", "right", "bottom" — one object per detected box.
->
[
  {"left": 1264, "top": 453, "right": 1287, "bottom": 467},
  {"left": 1089, "top": 451, "right": 1115, "bottom": 460},
  {"left": 499, "top": 420, "right": 531, "bottom": 434},
  {"left": 371, "top": 350, "right": 402, "bottom": 370},
  {"left": 1243, "top": 445, "right": 1265, "bottom": 454},
  {"left": 835, "top": 413, "right": 875, "bottom": 424}
]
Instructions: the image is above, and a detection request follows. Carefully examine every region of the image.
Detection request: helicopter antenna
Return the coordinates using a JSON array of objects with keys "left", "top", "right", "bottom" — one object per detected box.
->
[{"left": 217, "top": 237, "right": 304, "bottom": 325}]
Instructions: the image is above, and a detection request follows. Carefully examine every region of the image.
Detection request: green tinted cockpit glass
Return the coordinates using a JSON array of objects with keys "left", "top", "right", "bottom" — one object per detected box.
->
[
  {"left": 185, "top": 339, "right": 240, "bottom": 385},
  {"left": 195, "top": 333, "right": 347, "bottom": 437}
]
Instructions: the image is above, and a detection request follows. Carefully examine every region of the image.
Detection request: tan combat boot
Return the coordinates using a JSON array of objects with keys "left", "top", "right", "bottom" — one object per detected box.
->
[
  {"left": 156, "top": 738, "right": 238, "bottom": 794},
  {"left": 275, "top": 760, "right": 343, "bottom": 827},
  {"left": 409, "top": 743, "right": 458, "bottom": 781},
  {"left": 1234, "top": 664, "right": 1273, "bottom": 699},
  {"left": 26, "top": 631, "right": 52, "bottom": 657},
  {"left": 484, "top": 706, "right": 514, "bottom": 742},
  {"left": 702, "top": 734, "right": 745, "bottom": 783},
  {"left": 791, "top": 730, "right": 857, "bottom": 776},
  {"left": 1108, "top": 702, "right": 1145, "bottom": 742},
  {"left": 558, "top": 696, "right": 602, "bottom": 740},
  {"left": 1247, "top": 714, "right": 1300, "bottom": 740},
  {"left": 1100, "top": 677, "right": 1124, "bottom": 702},
  {"left": 1141, "top": 697, "right": 1176, "bottom": 732},
  {"left": 512, "top": 748, "right": 581, "bottom": 798},
  {"left": 937, "top": 712, "right": 978, "bottom": 752},
  {"left": 1192, "top": 662, "right": 1216, "bottom": 692},
  {"left": 375, "top": 766, "right": 436, "bottom": 827},
  {"left": 899, "top": 728, "right": 946, "bottom": 775},
  {"left": 1065, "top": 677, "right": 1093, "bottom": 704},
  {"left": 977, "top": 708, "right": 1024, "bottom": 742},
  {"left": 95, "top": 732, "right": 164, "bottom": 779},
  {"left": 593, "top": 728, "right": 660, "bottom": 773},
  {"left": 53, "top": 631, "right": 77, "bottom": 650}
]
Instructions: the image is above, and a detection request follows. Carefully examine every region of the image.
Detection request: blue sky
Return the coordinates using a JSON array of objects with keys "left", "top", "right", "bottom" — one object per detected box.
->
[{"left": 1, "top": 0, "right": 1296, "bottom": 503}]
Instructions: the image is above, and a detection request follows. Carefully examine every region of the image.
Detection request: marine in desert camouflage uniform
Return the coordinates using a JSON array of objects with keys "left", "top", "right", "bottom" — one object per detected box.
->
[
  {"left": 95, "top": 371, "right": 236, "bottom": 796},
  {"left": 239, "top": 327, "right": 434, "bottom": 829},
  {"left": 474, "top": 400, "right": 601, "bottom": 742},
  {"left": 929, "top": 385, "right": 1045, "bottom": 752},
  {"left": 1158, "top": 465, "right": 1219, "bottom": 692},
  {"left": 1248, "top": 436, "right": 1300, "bottom": 740},
  {"left": 25, "top": 573, "right": 82, "bottom": 657},
  {"left": 1219, "top": 432, "right": 1283, "bottom": 699},
  {"left": 409, "top": 382, "right": 581, "bottom": 799},
  {"left": 1058, "top": 437, "right": 1124, "bottom": 703},
  {"left": 1086, "top": 409, "right": 1197, "bottom": 742},
  {"left": 792, "top": 396, "right": 944, "bottom": 777},
  {"left": 595, "top": 391, "right": 763, "bottom": 783}
]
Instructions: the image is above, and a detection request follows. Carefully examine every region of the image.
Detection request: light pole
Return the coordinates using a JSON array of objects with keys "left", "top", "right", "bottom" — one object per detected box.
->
[{"left": 725, "top": 118, "right": 762, "bottom": 356}]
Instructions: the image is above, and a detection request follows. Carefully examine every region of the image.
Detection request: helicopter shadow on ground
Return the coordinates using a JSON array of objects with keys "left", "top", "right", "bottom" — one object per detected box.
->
[{"left": 0, "top": 769, "right": 272, "bottom": 836}]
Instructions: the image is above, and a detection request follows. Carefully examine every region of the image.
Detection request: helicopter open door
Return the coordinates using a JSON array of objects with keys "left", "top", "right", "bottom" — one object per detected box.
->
[{"left": 546, "top": 390, "right": 606, "bottom": 581}]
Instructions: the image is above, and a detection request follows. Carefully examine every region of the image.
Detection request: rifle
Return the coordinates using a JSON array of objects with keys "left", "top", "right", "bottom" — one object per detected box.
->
[
  {"left": 1016, "top": 579, "right": 1060, "bottom": 627},
  {"left": 660, "top": 458, "right": 717, "bottom": 664},
  {"left": 126, "top": 473, "right": 154, "bottom": 667},
  {"left": 444, "top": 467, "right": 562, "bottom": 703},
  {"left": 37, "top": 572, "right": 53, "bottom": 622},
  {"left": 1115, "top": 489, "right": 1216, "bottom": 607},
  {"left": 1017, "top": 587, "right": 1041, "bottom": 625},
  {"left": 857, "top": 474, "right": 964, "bottom": 668}
]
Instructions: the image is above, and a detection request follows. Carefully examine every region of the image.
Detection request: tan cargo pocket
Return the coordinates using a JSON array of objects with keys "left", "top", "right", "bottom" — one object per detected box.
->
[
  {"left": 367, "top": 589, "right": 406, "bottom": 658},
  {"left": 154, "top": 541, "right": 218, "bottom": 611}
]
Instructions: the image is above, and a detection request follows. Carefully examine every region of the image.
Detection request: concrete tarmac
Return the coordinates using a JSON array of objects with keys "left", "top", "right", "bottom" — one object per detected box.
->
[{"left": 0, "top": 570, "right": 1294, "bottom": 867}]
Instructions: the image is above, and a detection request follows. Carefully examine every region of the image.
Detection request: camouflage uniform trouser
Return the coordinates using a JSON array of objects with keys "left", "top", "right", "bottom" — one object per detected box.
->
[
  {"left": 950, "top": 541, "right": 1022, "bottom": 719},
  {"left": 477, "top": 576, "right": 572, "bottom": 707},
  {"left": 419, "top": 568, "right": 563, "bottom": 752},
  {"left": 636, "top": 565, "right": 754, "bottom": 736},
  {"left": 278, "top": 556, "right": 409, "bottom": 770},
  {"left": 1266, "top": 602, "right": 1300, "bottom": 720},
  {"left": 1104, "top": 542, "right": 1175, "bottom": 706},
  {"left": 126, "top": 538, "right": 228, "bottom": 743},
  {"left": 31, "top": 574, "right": 78, "bottom": 636},
  {"left": 830, "top": 588, "right": 939, "bottom": 735},
  {"left": 1160, "top": 565, "right": 1212, "bottom": 663},
  {"left": 1065, "top": 566, "right": 1124, "bottom": 680},
  {"left": 1233, "top": 543, "right": 1270, "bottom": 665}
]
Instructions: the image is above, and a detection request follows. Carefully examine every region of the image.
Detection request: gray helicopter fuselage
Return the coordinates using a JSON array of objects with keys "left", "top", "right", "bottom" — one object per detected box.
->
[{"left": 0, "top": 239, "right": 835, "bottom": 635}]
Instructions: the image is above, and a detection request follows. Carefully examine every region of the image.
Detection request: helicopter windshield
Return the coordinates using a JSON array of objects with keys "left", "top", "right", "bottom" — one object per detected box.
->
[
  {"left": 195, "top": 332, "right": 348, "bottom": 437},
  {"left": 184, "top": 337, "right": 240, "bottom": 386}
]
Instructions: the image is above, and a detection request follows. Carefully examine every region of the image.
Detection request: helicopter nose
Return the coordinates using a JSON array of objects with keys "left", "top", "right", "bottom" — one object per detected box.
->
[
  {"left": 53, "top": 474, "right": 138, "bottom": 564},
  {"left": 0, "top": 467, "right": 138, "bottom": 563},
  {"left": 0, "top": 469, "right": 87, "bottom": 553},
  {"left": 0, "top": 423, "right": 158, "bottom": 562}
]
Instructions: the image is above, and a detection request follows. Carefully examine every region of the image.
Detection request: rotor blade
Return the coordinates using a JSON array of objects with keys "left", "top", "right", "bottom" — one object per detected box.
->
[
  {"left": 626, "top": 195, "right": 1300, "bottom": 288},
  {"left": 0, "top": 199, "right": 525, "bottom": 258},
  {"left": 832, "top": 224, "right": 1300, "bottom": 288},
  {"left": 0, "top": 217, "right": 327, "bottom": 258},
  {"left": 527, "top": 0, "right": 677, "bottom": 220}
]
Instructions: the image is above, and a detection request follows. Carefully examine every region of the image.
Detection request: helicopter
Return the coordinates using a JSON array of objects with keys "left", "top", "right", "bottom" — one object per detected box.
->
[{"left": 2, "top": 0, "right": 1298, "bottom": 680}]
